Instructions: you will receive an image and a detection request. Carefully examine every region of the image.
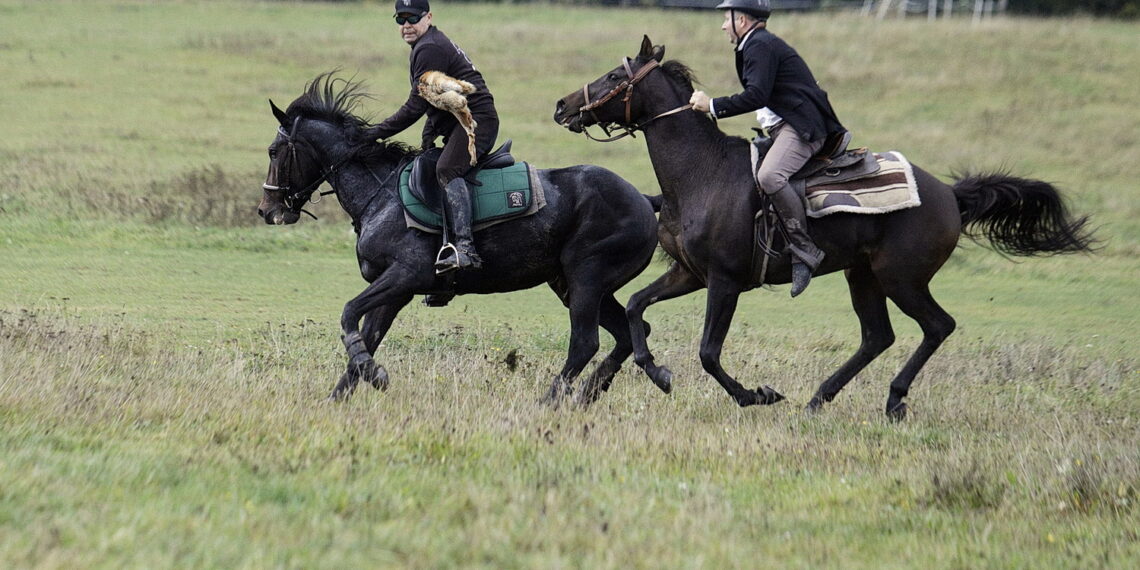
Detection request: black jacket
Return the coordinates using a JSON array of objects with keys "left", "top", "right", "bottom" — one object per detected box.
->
[
  {"left": 711, "top": 28, "right": 844, "bottom": 144},
  {"left": 373, "top": 26, "right": 498, "bottom": 146}
]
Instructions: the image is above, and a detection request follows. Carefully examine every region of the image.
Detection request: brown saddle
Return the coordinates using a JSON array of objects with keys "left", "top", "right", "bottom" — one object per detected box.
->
[{"left": 751, "top": 129, "right": 880, "bottom": 191}]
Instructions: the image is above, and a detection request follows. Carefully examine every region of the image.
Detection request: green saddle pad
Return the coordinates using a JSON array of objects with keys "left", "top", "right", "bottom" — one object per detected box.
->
[{"left": 399, "top": 162, "right": 533, "bottom": 231}]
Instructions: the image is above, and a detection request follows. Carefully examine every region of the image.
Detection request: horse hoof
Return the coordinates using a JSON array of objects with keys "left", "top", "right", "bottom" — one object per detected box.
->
[
  {"left": 366, "top": 364, "right": 390, "bottom": 391},
  {"left": 573, "top": 389, "right": 599, "bottom": 409},
  {"left": 886, "top": 402, "right": 908, "bottom": 422},
  {"left": 540, "top": 380, "right": 571, "bottom": 408},
  {"left": 756, "top": 385, "right": 786, "bottom": 405},
  {"left": 805, "top": 397, "right": 824, "bottom": 413},
  {"left": 649, "top": 366, "right": 673, "bottom": 394},
  {"left": 327, "top": 374, "right": 356, "bottom": 402}
]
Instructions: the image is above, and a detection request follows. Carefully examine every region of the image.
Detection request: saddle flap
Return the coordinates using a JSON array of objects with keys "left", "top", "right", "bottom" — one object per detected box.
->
[
  {"left": 479, "top": 140, "right": 515, "bottom": 170},
  {"left": 793, "top": 145, "right": 869, "bottom": 181},
  {"left": 802, "top": 149, "right": 878, "bottom": 188},
  {"left": 408, "top": 147, "right": 444, "bottom": 208}
]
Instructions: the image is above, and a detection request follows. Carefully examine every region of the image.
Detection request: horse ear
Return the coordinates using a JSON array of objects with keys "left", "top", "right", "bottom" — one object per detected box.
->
[
  {"left": 270, "top": 99, "right": 288, "bottom": 126},
  {"left": 639, "top": 35, "right": 654, "bottom": 59},
  {"left": 639, "top": 35, "right": 665, "bottom": 63}
]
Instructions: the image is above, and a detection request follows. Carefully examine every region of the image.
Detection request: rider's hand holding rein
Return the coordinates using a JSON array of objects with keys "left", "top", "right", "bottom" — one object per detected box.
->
[{"left": 689, "top": 90, "right": 712, "bottom": 114}]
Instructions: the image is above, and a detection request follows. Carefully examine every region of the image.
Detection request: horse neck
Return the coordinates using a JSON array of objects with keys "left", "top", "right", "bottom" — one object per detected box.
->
[
  {"left": 330, "top": 159, "right": 401, "bottom": 224},
  {"left": 638, "top": 76, "right": 739, "bottom": 197},
  {"left": 304, "top": 128, "right": 400, "bottom": 223}
]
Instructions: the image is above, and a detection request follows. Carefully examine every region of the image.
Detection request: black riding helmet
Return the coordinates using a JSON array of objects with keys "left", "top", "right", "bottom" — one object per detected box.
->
[{"left": 715, "top": 0, "right": 771, "bottom": 20}]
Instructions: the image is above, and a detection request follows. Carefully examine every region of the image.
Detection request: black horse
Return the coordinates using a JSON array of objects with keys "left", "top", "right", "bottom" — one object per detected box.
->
[
  {"left": 553, "top": 37, "right": 1095, "bottom": 419},
  {"left": 258, "top": 73, "right": 659, "bottom": 404}
]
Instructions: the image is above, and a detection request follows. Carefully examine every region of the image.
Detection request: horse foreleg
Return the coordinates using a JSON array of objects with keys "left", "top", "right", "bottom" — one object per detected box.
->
[
  {"left": 808, "top": 263, "right": 895, "bottom": 412},
  {"left": 330, "top": 281, "right": 413, "bottom": 401},
  {"left": 626, "top": 263, "right": 704, "bottom": 394},
  {"left": 701, "top": 277, "right": 785, "bottom": 407},
  {"left": 880, "top": 281, "right": 956, "bottom": 421}
]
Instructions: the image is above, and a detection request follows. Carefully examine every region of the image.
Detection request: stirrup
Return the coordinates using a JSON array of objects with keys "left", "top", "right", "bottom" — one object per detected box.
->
[{"left": 434, "top": 242, "right": 460, "bottom": 275}]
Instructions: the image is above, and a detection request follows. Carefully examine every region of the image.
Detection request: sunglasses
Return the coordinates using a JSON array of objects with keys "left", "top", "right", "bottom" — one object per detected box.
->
[{"left": 394, "top": 14, "right": 423, "bottom": 25}]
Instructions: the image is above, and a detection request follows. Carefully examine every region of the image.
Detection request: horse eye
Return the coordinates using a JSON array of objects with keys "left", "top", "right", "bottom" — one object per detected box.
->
[
  {"left": 268, "top": 148, "right": 277, "bottom": 159},
  {"left": 607, "top": 73, "right": 619, "bottom": 81}
]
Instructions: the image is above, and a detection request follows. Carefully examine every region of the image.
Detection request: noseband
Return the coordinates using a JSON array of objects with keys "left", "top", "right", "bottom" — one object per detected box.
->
[{"left": 574, "top": 58, "right": 691, "bottom": 142}]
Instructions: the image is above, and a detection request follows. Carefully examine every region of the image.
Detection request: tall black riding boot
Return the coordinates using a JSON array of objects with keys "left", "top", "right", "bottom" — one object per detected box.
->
[
  {"left": 434, "top": 178, "right": 483, "bottom": 275},
  {"left": 769, "top": 184, "right": 824, "bottom": 297}
]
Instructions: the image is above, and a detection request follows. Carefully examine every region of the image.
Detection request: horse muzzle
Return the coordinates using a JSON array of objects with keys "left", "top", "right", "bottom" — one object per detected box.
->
[
  {"left": 553, "top": 100, "right": 584, "bottom": 133},
  {"left": 555, "top": 112, "right": 585, "bottom": 134},
  {"left": 266, "top": 207, "right": 300, "bottom": 226},
  {"left": 257, "top": 199, "right": 301, "bottom": 226}
]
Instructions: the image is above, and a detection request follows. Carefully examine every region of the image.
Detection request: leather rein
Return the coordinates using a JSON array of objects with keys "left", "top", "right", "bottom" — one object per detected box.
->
[{"left": 575, "top": 58, "right": 692, "bottom": 142}]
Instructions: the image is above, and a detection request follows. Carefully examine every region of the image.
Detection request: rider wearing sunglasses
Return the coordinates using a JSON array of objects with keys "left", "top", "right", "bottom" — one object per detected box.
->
[{"left": 373, "top": 0, "right": 500, "bottom": 274}]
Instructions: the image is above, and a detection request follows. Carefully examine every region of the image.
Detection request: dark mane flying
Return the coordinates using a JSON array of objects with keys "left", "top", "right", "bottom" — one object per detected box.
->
[{"left": 284, "top": 72, "right": 418, "bottom": 165}]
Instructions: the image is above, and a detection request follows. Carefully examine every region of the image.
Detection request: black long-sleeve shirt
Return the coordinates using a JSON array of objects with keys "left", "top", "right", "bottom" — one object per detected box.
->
[{"left": 373, "top": 26, "right": 498, "bottom": 147}]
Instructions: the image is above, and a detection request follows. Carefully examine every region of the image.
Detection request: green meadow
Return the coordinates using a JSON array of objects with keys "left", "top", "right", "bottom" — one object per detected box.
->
[{"left": 1, "top": 1, "right": 1137, "bottom": 567}]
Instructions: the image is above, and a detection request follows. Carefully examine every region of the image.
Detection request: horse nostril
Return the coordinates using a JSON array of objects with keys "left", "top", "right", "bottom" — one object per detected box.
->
[{"left": 555, "top": 100, "right": 565, "bottom": 114}]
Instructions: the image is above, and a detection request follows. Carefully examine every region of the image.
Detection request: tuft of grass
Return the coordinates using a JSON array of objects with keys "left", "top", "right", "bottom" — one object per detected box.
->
[{"left": 924, "top": 459, "right": 1008, "bottom": 511}]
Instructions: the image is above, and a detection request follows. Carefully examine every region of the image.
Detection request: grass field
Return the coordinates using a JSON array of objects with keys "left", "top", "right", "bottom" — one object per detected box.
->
[{"left": 1, "top": 1, "right": 1138, "bottom": 567}]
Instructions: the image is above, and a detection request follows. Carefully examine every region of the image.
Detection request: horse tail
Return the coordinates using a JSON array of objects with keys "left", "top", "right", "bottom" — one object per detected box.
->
[
  {"left": 951, "top": 172, "right": 1097, "bottom": 256},
  {"left": 644, "top": 193, "right": 663, "bottom": 213}
]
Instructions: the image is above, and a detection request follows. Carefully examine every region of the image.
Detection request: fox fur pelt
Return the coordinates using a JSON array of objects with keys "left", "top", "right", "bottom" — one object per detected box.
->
[{"left": 417, "top": 70, "right": 478, "bottom": 166}]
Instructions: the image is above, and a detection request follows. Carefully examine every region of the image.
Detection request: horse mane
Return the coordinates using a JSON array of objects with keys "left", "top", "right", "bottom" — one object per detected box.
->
[
  {"left": 658, "top": 59, "right": 748, "bottom": 158},
  {"left": 660, "top": 60, "right": 699, "bottom": 93},
  {"left": 286, "top": 71, "right": 419, "bottom": 166}
]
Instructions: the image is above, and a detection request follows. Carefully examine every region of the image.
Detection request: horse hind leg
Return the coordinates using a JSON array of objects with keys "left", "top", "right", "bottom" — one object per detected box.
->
[
  {"left": 808, "top": 263, "right": 895, "bottom": 412},
  {"left": 879, "top": 281, "right": 956, "bottom": 421},
  {"left": 575, "top": 293, "right": 641, "bottom": 407},
  {"left": 541, "top": 282, "right": 603, "bottom": 407}
]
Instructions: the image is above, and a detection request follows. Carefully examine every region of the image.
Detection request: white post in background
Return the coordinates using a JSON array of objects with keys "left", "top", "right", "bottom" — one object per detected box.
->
[
  {"left": 943, "top": 0, "right": 953, "bottom": 19},
  {"left": 973, "top": 0, "right": 984, "bottom": 24},
  {"left": 877, "top": 0, "right": 894, "bottom": 20},
  {"left": 929, "top": 0, "right": 937, "bottom": 21}
]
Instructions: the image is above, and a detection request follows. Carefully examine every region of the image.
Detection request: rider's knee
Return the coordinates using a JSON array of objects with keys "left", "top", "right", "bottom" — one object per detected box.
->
[{"left": 755, "top": 169, "right": 788, "bottom": 195}]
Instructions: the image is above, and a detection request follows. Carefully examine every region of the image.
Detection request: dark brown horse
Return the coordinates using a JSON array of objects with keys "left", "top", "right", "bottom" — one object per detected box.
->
[{"left": 553, "top": 37, "right": 1095, "bottom": 419}]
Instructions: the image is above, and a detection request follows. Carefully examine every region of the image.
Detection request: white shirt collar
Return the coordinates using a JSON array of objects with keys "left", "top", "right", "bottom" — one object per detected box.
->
[{"left": 736, "top": 28, "right": 759, "bottom": 52}]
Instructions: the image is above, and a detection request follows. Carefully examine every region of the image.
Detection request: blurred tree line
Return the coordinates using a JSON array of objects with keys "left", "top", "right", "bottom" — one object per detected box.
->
[
  {"left": 348, "top": 0, "right": 1137, "bottom": 19},
  {"left": 1008, "top": 0, "right": 1137, "bottom": 17}
]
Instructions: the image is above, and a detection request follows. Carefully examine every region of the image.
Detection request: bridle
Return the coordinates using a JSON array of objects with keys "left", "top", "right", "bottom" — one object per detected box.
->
[
  {"left": 261, "top": 116, "right": 351, "bottom": 218},
  {"left": 574, "top": 57, "right": 692, "bottom": 143},
  {"left": 261, "top": 115, "right": 404, "bottom": 222}
]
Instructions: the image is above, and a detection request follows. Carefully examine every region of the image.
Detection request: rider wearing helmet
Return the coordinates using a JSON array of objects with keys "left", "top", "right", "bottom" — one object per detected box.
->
[
  {"left": 373, "top": 0, "right": 499, "bottom": 274},
  {"left": 690, "top": 0, "right": 846, "bottom": 297}
]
